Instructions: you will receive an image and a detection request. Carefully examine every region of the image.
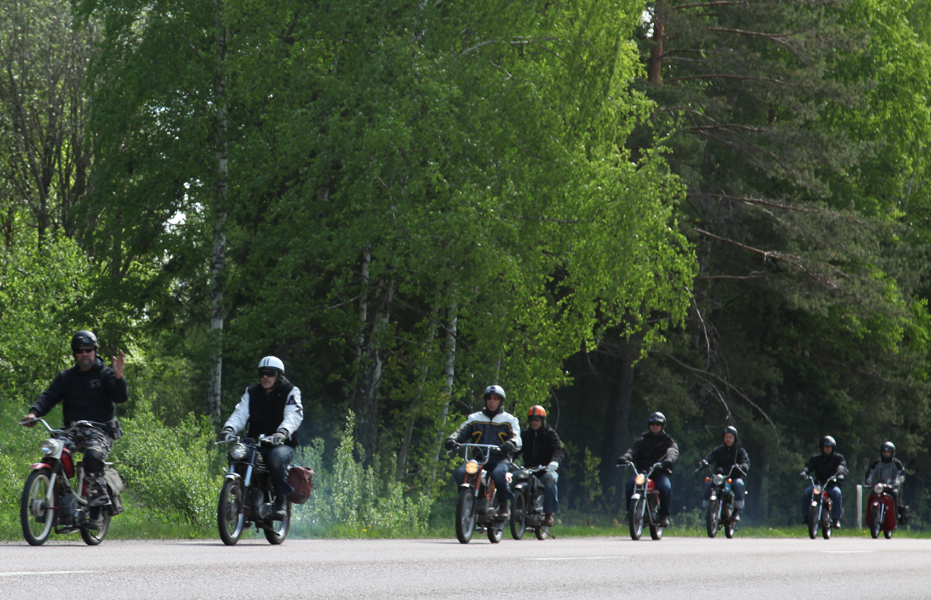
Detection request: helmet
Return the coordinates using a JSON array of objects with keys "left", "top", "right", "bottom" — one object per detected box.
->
[
  {"left": 71, "top": 330, "right": 98, "bottom": 353},
  {"left": 528, "top": 405, "right": 547, "bottom": 419},
  {"left": 258, "top": 356, "right": 285, "bottom": 375},
  {"left": 483, "top": 385, "right": 506, "bottom": 402},
  {"left": 881, "top": 441, "right": 895, "bottom": 462},
  {"left": 820, "top": 435, "right": 836, "bottom": 449},
  {"left": 723, "top": 426, "right": 738, "bottom": 441},
  {"left": 648, "top": 412, "right": 666, "bottom": 427}
]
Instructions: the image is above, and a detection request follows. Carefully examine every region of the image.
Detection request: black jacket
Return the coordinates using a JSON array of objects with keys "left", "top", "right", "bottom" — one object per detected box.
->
[
  {"left": 246, "top": 376, "right": 299, "bottom": 447},
  {"left": 620, "top": 430, "right": 679, "bottom": 474},
  {"left": 805, "top": 452, "right": 847, "bottom": 484},
  {"left": 518, "top": 425, "right": 565, "bottom": 467},
  {"left": 31, "top": 357, "right": 129, "bottom": 433},
  {"left": 703, "top": 444, "right": 750, "bottom": 476}
]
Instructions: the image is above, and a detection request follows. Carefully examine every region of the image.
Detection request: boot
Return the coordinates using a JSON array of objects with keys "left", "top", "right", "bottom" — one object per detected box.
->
[
  {"left": 272, "top": 496, "right": 288, "bottom": 520},
  {"left": 543, "top": 513, "right": 555, "bottom": 527},
  {"left": 497, "top": 501, "right": 510, "bottom": 519},
  {"left": 731, "top": 508, "right": 740, "bottom": 522},
  {"left": 85, "top": 506, "right": 103, "bottom": 530}
]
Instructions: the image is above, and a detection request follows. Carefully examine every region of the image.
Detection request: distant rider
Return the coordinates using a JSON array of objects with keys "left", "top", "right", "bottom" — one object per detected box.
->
[
  {"left": 23, "top": 330, "right": 128, "bottom": 529},
  {"left": 515, "top": 405, "right": 564, "bottom": 526},
  {"left": 445, "top": 385, "right": 522, "bottom": 518},
  {"left": 220, "top": 356, "right": 303, "bottom": 520},
  {"left": 865, "top": 441, "right": 905, "bottom": 511},
  {"left": 697, "top": 425, "right": 749, "bottom": 521},
  {"left": 616, "top": 412, "right": 679, "bottom": 527},
  {"left": 800, "top": 435, "right": 847, "bottom": 528}
]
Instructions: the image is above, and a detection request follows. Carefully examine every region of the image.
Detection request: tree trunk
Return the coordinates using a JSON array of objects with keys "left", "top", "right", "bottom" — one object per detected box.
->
[
  {"left": 352, "top": 276, "right": 394, "bottom": 463},
  {"left": 647, "top": 0, "right": 666, "bottom": 85},
  {"left": 434, "top": 302, "right": 458, "bottom": 462},
  {"left": 601, "top": 340, "right": 636, "bottom": 503},
  {"left": 206, "top": 0, "right": 228, "bottom": 423}
]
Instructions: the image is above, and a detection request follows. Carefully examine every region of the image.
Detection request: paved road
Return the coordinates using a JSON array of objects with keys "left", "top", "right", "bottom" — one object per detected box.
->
[{"left": 1, "top": 534, "right": 929, "bottom": 599}]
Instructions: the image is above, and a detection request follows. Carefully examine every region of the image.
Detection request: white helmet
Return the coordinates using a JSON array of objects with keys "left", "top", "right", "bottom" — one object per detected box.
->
[{"left": 258, "top": 356, "right": 285, "bottom": 375}]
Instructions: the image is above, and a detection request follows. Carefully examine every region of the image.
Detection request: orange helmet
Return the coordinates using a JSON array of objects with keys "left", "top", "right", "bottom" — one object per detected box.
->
[{"left": 528, "top": 406, "right": 547, "bottom": 419}]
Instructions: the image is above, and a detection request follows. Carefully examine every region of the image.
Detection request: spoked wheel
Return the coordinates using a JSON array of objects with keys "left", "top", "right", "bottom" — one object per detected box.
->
[
  {"left": 509, "top": 492, "right": 527, "bottom": 540},
  {"left": 80, "top": 507, "right": 111, "bottom": 545},
  {"left": 883, "top": 529, "right": 893, "bottom": 539},
  {"left": 455, "top": 489, "right": 477, "bottom": 544},
  {"left": 821, "top": 511, "right": 832, "bottom": 540},
  {"left": 808, "top": 505, "right": 820, "bottom": 539},
  {"left": 706, "top": 500, "right": 719, "bottom": 538},
  {"left": 870, "top": 508, "right": 882, "bottom": 539},
  {"left": 21, "top": 470, "right": 55, "bottom": 546},
  {"left": 218, "top": 480, "right": 245, "bottom": 546},
  {"left": 264, "top": 500, "right": 291, "bottom": 545},
  {"left": 629, "top": 498, "right": 644, "bottom": 540},
  {"left": 650, "top": 523, "right": 664, "bottom": 540}
]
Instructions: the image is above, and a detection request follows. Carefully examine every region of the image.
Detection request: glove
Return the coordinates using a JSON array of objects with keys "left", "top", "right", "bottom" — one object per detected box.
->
[
  {"left": 270, "top": 430, "right": 288, "bottom": 445},
  {"left": 836, "top": 475, "right": 845, "bottom": 483},
  {"left": 697, "top": 459, "right": 708, "bottom": 469},
  {"left": 547, "top": 461, "right": 559, "bottom": 472},
  {"left": 499, "top": 441, "right": 515, "bottom": 454},
  {"left": 799, "top": 470, "right": 809, "bottom": 480},
  {"left": 219, "top": 427, "right": 235, "bottom": 443},
  {"left": 616, "top": 458, "right": 630, "bottom": 467},
  {"left": 661, "top": 460, "right": 674, "bottom": 471},
  {"left": 444, "top": 438, "right": 460, "bottom": 451}
]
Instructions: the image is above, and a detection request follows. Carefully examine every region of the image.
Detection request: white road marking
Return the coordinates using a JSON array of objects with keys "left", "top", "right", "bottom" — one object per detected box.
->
[
  {"left": 0, "top": 571, "right": 98, "bottom": 577},
  {"left": 823, "top": 551, "right": 872, "bottom": 554},
  {"left": 525, "top": 556, "right": 622, "bottom": 561}
]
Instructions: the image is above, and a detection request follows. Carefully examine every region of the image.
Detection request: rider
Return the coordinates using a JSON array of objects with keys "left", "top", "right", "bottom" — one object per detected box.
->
[
  {"left": 697, "top": 425, "right": 750, "bottom": 521},
  {"left": 220, "top": 356, "right": 304, "bottom": 520},
  {"left": 445, "top": 385, "right": 522, "bottom": 518},
  {"left": 799, "top": 435, "right": 847, "bottom": 528},
  {"left": 23, "top": 330, "right": 128, "bottom": 529},
  {"left": 865, "top": 441, "right": 905, "bottom": 512},
  {"left": 515, "top": 405, "right": 564, "bottom": 527},
  {"left": 616, "top": 412, "right": 679, "bottom": 527}
]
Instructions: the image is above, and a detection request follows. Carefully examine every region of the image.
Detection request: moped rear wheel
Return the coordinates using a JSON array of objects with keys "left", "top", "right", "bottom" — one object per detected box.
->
[
  {"left": 629, "top": 498, "right": 644, "bottom": 540},
  {"left": 807, "top": 504, "right": 820, "bottom": 539},
  {"left": 510, "top": 491, "right": 527, "bottom": 540},
  {"left": 487, "top": 520, "right": 504, "bottom": 543},
  {"left": 455, "top": 488, "right": 477, "bottom": 544},
  {"left": 821, "top": 510, "right": 832, "bottom": 539},
  {"left": 264, "top": 499, "right": 291, "bottom": 545},
  {"left": 217, "top": 479, "right": 245, "bottom": 546},
  {"left": 21, "top": 470, "right": 55, "bottom": 546},
  {"left": 80, "top": 507, "right": 111, "bottom": 545},
  {"left": 883, "top": 529, "right": 893, "bottom": 539},
  {"left": 706, "top": 500, "right": 719, "bottom": 538}
]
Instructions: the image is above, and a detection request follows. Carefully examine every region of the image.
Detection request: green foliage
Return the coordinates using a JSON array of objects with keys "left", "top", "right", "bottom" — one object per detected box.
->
[{"left": 112, "top": 398, "right": 224, "bottom": 528}]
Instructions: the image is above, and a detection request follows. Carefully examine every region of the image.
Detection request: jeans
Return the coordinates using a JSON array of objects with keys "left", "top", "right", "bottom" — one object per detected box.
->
[
  {"left": 626, "top": 473, "right": 672, "bottom": 517},
  {"left": 701, "top": 477, "right": 746, "bottom": 509},
  {"left": 259, "top": 444, "right": 296, "bottom": 497},
  {"left": 537, "top": 470, "right": 559, "bottom": 514},
  {"left": 452, "top": 458, "right": 513, "bottom": 503},
  {"left": 804, "top": 484, "right": 842, "bottom": 521}
]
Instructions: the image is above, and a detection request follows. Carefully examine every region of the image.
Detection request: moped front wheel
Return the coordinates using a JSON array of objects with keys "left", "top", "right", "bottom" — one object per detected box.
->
[
  {"left": 706, "top": 499, "right": 719, "bottom": 538},
  {"left": 808, "top": 504, "right": 820, "bottom": 539},
  {"left": 629, "top": 498, "right": 644, "bottom": 540},
  {"left": 455, "top": 488, "right": 477, "bottom": 544},
  {"left": 869, "top": 505, "right": 882, "bottom": 539},
  {"left": 21, "top": 470, "right": 55, "bottom": 546},
  {"left": 217, "top": 479, "right": 245, "bottom": 546},
  {"left": 509, "top": 491, "right": 527, "bottom": 540}
]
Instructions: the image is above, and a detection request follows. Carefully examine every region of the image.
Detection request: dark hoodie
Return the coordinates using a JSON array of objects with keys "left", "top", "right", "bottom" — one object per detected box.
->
[
  {"left": 31, "top": 356, "right": 129, "bottom": 430},
  {"left": 620, "top": 430, "right": 679, "bottom": 474},
  {"left": 703, "top": 443, "right": 750, "bottom": 476}
]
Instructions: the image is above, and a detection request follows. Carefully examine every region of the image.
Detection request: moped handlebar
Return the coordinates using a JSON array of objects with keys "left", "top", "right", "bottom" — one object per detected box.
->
[
  {"left": 448, "top": 443, "right": 500, "bottom": 463},
  {"left": 19, "top": 418, "right": 109, "bottom": 435}
]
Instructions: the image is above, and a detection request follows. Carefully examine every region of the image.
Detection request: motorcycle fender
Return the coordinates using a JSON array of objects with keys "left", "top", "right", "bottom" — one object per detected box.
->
[
  {"left": 224, "top": 472, "right": 243, "bottom": 482},
  {"left": 459, "top": 483, "right": 473, "bottom": 488},
  {"left": 709, "top": 494, "right": 717, "bottom": 501},
  {"left": 29, "top": 462, "right": 52, "bottom": 471},
  {"left": 631, "top": 493, "right": 641, "bottom": 501},
  {"left": 513, "top": 483, "right": 529, "bottom": 492}
]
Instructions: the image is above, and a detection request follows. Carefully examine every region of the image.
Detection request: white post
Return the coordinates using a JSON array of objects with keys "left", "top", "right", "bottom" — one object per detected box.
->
[{"left": 856, "top": 484, "right": 863, "bottom": 528}]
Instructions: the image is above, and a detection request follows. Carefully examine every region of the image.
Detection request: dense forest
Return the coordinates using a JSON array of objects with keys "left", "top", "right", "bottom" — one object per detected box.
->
[{"left": 2, "top": 0, "right": 931, "bottom": 528}]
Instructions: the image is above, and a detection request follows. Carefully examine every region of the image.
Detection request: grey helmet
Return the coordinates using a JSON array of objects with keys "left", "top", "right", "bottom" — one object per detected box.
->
[
  {"left": 71, "top": 330, "right": 98, "bottom": 353},
  {"left": 881, "top": 441, "right": 895, "bottom": 462}
]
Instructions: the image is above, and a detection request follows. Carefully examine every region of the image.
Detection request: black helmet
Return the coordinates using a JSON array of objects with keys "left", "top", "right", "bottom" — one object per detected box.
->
[
  {"left": 483, "top": 385, "right": 506, "bottom": 402},
  {"left": 648, "top": 412, "right": 666, "bottom": 429},
  {"left": 71, "top": 330, "right": 98, "bottom": 353},
  {"left": 723, "top": 426, "right": 738, "bottom": 441},
  {"left": 820, "top": 435, "right": 836, "bottom": 449},
  {"left": 881, "top": 441, "right": 895, "bottom": 462}
]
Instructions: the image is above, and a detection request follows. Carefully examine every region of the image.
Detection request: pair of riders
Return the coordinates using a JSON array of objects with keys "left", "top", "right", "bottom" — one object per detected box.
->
[{"left": 445, "top": 385, "right": 564, "bottom": 526}]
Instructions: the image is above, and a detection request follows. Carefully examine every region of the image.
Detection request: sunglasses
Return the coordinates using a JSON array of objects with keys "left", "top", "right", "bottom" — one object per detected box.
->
[
  {"left": 529, "top": 416, "right": 544, "bottom": 422},
  {"left": 74, "top": 347, "right": 95, "bottom": 355},
  {"left": 259, "top": 370, "right": 278, "bottom": 378}
]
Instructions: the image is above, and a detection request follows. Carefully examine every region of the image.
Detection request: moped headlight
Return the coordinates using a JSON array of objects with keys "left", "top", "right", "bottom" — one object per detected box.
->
[
  {"left": 229, "top": 443, "right": 248, "bottom": 460},
  {"left": 874, "top": 483, "right": 884, "bottom": 494},
  {"left": 516, "top": 470, "right": 530, "bottom": 480},
  {"left": 813, "top": 485, "right": 822, "bottom": 495},
  {"left": 635, "top": 474, "right": 646, "bottom": 486},
  {"left": 464, "top": 460, "right": 480, "bottom": 475},
  {"left": 713, "top": 474, "right": 724, "bottom": 486},
  {"left": 40, "top": 439, "right": 63, "bottom": 456}
]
